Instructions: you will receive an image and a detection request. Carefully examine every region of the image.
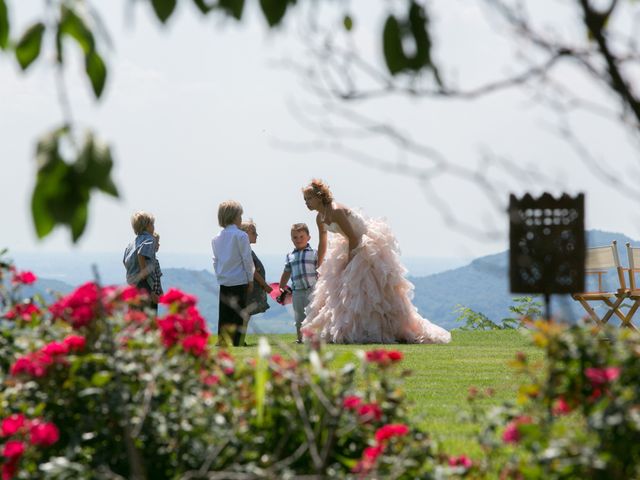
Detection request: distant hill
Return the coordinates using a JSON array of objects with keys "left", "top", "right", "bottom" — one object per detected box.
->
[
  {"left": 411, "top": 230, "right": 640, "bottom": 329},
  {"left": 10, "top": 229, "right": 636, "bottom": 333}
]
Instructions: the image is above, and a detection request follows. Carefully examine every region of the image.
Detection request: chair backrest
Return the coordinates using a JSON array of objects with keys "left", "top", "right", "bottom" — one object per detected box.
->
[
  {"left": 585, "top": 241, "right": 621, "bottom": 271},
  {"left": 583, "top": 241, "right": 626, "bottom": 292},
  {"left": 626, "top": 243, "right": 640, "bottom": 290}
]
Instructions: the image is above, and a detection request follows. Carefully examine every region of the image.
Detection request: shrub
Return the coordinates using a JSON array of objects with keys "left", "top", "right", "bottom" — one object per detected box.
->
[
  {"left": 468, "top": 320, "right": 640, "bottom": 479},
  {"left": 0, "top": 256, "right": 438, "bottom": 479}
]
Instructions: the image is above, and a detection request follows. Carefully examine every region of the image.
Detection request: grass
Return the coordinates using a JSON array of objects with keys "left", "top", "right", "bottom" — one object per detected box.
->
[{"left": 234, "top": 329, "right": 544, "bottom": 455}]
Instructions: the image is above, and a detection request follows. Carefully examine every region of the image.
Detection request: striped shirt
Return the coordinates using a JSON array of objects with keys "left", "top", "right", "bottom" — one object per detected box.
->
[{"left": 284, "top": 244, "right": 318, "bottom": 290}]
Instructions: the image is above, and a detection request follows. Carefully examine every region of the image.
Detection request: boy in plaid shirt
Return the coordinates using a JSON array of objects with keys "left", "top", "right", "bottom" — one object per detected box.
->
[
  {"left": 279, "top": 223, "right": 318, "bottom": 343},
  {"left": 148, "top": 232, "right": 163, "bottom": 298}
]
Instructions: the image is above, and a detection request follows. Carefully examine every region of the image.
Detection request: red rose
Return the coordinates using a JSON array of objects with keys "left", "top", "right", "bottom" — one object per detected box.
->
[
  {"left": 387, "top": 350, "right": 403, "bottom": 361},
  {"left": 365, "top": 349, "right": 403, "bottom": 366},
  {"left": 4, "top": 303, "right": 39, "bottom": 322},
  {"left": 9, "top": 357, "right": 36, "bottom": 377},
  {"left": 343, "top": 395, "right": 362, "bottom": 410},
  {"left": 352, "top": 445, "right": 383, "bottom": 474},
  {"left": 29, "top": 421, "right": 59, "bottom": 447},
  {"left": 2, "top": 441, "right": 25, "bottom": 459},
  {"left": 12, "top": 271, "right": 37, "bottom": 285},
  {"left": 2, "top": 460, "right": 18, "bottom": 480},
  {"left": 374, "top": 423, "right": 409, "bottom": 443},
  {"left": 63, "top": 335, "right": 86, "bottom": 352},
  {"left": 159, "top": 288, "right": 197, "bottom": 308},
  {"left": 181, "top": 334, "right": 209, "bottom": 357},
  {"left": 40, "top": 341, "right": 69, "bottom": 357},
  {"left": 358, "top": 403, "right": 383, "bottom": 422},
  {"left": 1, "top": 415, "right": 25, "bottom": 437}
]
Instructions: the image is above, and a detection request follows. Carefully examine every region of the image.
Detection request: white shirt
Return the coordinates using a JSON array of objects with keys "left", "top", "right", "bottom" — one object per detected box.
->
[{"left": 212, "top": 225, "right": 255, "bottom": 286}]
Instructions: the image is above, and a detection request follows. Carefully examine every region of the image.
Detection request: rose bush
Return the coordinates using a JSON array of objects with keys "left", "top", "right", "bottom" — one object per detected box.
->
[
  {"left": 0, "top": 256, "right": 439, "bottom": 479},
  {"left": 466, "top": 320, "right": 640, "bottom": 480}
]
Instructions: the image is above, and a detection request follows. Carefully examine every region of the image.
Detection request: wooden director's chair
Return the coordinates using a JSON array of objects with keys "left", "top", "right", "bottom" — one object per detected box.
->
[
  {"left": 572, "top": 240, "right": 629, "bottom": 328},
  {"left": 622, "top": 242, "right": 640, "bottom": 330}
]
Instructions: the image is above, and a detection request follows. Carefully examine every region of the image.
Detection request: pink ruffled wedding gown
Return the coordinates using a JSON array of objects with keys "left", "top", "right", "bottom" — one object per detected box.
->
[{"left": 301, "top": 209, "right": 451, "bottom": 344}]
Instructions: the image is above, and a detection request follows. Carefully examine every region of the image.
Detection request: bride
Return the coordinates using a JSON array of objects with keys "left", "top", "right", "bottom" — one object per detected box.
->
[{"left": 300, "top": 179, "right": 451, "bottom": 344}]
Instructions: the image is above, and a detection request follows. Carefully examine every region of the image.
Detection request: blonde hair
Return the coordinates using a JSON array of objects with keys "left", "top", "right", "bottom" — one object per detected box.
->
[
  {"left": 131, "top": 211, "right": 155, "bottom": 235},
  {"left": 291, "top": 223, "right": 310, "bottom": 235},
  {"left": 239, "top": 219, "right": 256, "bottom": 234},
  {"left": 218, "top": 200, "right": 243, "bottom": 227},
  {"left": 303, "top": 178, "right": 333, "bottom": 205}
]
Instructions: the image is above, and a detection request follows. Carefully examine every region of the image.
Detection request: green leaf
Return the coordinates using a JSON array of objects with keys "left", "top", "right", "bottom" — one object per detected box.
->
[
  {"left": 192, "top": 0, "right": 213, "bottom": 14},
  {"left": 76, "top": 133, "right": 118, "bottom": 197},
  {"left": 15, "top": 22, "right": 45, "bottom": 70},
  {"left": 343, "top": 14, "right": 353, "bottom": 32},
  {"left": 31, "top": 131, "right": 68, "bottom": 238},
  {"left": 31, "top": 127, "right": 117, "bottom": 242},
  {"left": 219, "top": 0, "right": 245, "bottom": 20},
  {"left": 254, "top": 354, "right": 268, "bottom": 426},
  {"left": 70, "top": 200, "right": 88, "bottom": 242},
  {"left": 382, "top": 15, "right": 406, "bottom": 75},
  {"left": 259, "top": 0, "right": 292, "bottom": 27},
  {"left": 59, "top": 6, "right": 95, "bottom": 55},
  {"left": 91, "top": 371, "right": 112, "bottom": 387},
  {"left": 407, "top": 2, "right": 430, "bottom": 71},
  {"left": 151, "top": 0, "right": 177, "bottom": 23},
  {"left": 0, "top": 0, "right": 9, "bottom": 50},
  {"left": 31, "top": 182, "right": 57, "bottom": 238},
  {"left": 85, "top": 50, "right": 107, "bottom": 98}
]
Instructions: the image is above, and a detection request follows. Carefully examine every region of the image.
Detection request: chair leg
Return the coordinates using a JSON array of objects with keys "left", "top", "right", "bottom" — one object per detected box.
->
[
  {"left": 577, "top": 299, "right": 604, "bottom": 326},
  {"left": 601, "top": 296, "right": 625, "bottom": 325},
  {"left": 621, "top": 302, "right": 640, "bottom": 330}
]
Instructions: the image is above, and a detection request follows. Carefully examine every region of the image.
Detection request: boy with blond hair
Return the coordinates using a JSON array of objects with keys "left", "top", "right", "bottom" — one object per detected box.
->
[
  {"left": 123, "top": 211, "right": 158, "bottom": 311},
  {"left": 279, "top": 223, "right": 318, "bottom": 343},
  {"left": 212, "top": 200, "right": 255, "bottom": 347}
]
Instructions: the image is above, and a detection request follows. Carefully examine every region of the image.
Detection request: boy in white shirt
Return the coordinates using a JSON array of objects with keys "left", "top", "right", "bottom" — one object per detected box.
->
[{"left": 212, "top": 200, "right": 255, "bottom": 347}]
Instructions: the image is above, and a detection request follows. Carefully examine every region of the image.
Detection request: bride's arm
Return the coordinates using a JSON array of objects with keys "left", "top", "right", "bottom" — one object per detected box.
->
[
  {"left": 316, "top": 214, "right": 328, "bottom": 267},
  {"left": 333, "top": 208, "right": 359, "bottom": 259}
]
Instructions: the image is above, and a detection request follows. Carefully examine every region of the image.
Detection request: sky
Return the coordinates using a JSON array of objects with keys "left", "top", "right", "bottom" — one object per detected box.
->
[{"left": 2, "top": 0, "right": 639, "bottom": 263}]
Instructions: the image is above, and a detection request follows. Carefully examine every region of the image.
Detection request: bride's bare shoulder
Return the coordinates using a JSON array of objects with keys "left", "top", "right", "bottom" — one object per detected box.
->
[{"left": 333, "top": 203, "right": 351, "bottom": 215}]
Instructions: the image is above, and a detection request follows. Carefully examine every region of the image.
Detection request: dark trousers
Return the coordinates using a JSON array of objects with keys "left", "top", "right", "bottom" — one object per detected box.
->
[
  {"left": 218, "top": 284, "right": 247, "bottom": 346},
  {"left": 136, "top": 280, "right": 158, "bottom": 314}
]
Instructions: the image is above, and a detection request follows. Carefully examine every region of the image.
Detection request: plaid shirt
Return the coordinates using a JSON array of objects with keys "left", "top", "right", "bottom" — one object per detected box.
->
[
  {"left": 148, "top": 259, "right": 163, "bottom": 296},
  {"left": 284, "top": 244, "right": 318, "bottom": 290}
]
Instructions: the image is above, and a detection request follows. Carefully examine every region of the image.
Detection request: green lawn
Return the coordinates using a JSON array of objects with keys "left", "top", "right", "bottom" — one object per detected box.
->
[{"left": 233, "top": 330, "right": 543, "bottom": 455}]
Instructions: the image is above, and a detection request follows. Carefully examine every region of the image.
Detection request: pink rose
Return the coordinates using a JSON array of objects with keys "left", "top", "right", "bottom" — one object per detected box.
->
[
  {"left": 448, "top": 455, "right": 473, "bottom": 468},
  {"left": 585, "top": 367, "right": 621, "bottom": 387},
  {"left": 502, "top": 416, "right": 533, "bottom": 444},
  {"left": 552, "top": 397, "right": 572, "bottom": 416}
]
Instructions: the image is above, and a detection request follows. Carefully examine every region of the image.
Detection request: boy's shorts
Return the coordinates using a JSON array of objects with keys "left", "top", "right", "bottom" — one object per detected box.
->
[{"left": 292, "top": 287, "right": 313, "bottom": 327}]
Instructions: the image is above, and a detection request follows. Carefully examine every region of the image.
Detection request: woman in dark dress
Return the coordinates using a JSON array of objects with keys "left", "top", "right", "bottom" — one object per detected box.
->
[{"left": 239, "top": 220, "right": 273, "bottom": 345}]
